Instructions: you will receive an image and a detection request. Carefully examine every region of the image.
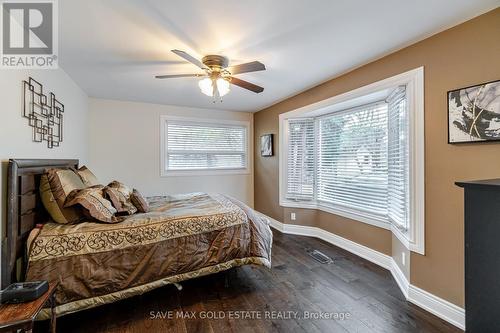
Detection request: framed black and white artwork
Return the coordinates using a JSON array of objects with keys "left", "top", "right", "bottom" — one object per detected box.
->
[
  {"left": 448, "top": 79, "right": 500, "bottom": 143},
  {"left": 260, "top": 134, "right": 273, "bottom": 156}
]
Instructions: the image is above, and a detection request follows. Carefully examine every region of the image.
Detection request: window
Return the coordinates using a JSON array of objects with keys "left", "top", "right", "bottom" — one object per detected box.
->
[
  {"left": 286, "top": 118, "right": 315, "bottom": 201},
  {"left": 161, "top": 116, "right": 249, "bottom": 175},
  {"left": 279, "top": 68, "right": 424, "bottom": 254},
  {"left": 317, "top": 102, "right": 389, "bottom": 220},
  {"left": 387, "top": 86, "right": 410, "bottom": 231}
]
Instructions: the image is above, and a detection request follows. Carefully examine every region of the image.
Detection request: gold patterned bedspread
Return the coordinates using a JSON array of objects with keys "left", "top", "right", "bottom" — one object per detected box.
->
[{"left": 26, "top": 193, "right": 272, "bottom": 318}]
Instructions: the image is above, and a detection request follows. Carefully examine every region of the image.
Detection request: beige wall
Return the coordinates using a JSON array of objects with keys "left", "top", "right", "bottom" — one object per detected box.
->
[
  {"left": 254, "top": 8, "right": 500, "bottom": 306},
  {"left": 0, "top": 68, "right": 89, "bottom": 286},
  {"left": 88, "top": 98, "right": 254, "bottom": 206}
]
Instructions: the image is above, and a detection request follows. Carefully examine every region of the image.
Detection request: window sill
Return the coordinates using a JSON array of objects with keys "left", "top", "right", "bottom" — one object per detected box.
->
[
  {"left": 161, "top": 168, "right": 250, "bottom": 177},
  {"left": 280, "top": 200, "right": 391, "bottom": 230},
  {"left": 391, "top": 224, "right": 410, "bottom": 249},
  {"left": 391, "top": 222, "right": 424, "bottom": 255}
]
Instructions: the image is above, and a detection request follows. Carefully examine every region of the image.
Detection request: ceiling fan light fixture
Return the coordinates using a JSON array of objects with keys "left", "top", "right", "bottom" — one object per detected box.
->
[
  {"left": 198, "top": 77, "right": 231, "bottom": 98},
  {"left": 198, "top": 77, "right": 213, "bottom": 96},
  {"left": 216, "top": 78, "right": 230, "bottom": 97}
]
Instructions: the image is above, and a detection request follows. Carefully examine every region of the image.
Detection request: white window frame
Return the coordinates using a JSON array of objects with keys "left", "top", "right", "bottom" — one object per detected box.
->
[
  {"left": 279, "top": 67, "right": 425, "bottom": 254},
  {"left": 160, "top": 115, "right": 251, "bottom": 177}
]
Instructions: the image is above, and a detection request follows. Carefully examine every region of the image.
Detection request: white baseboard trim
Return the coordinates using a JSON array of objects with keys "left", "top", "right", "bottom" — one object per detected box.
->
[
  {"left": 288, "top": 223, "right": 393, "bottom": 270},
  {"left": 264, "top": 216, "right": 392, "bottom": 269},
  {"left": 263, "top": 215, "right": 465, "bottom": 331},
  {"left": 388, "top": 261, "right": 465, "bottom": 330},
  {"left": 391, "top": 259, "right": 409, "bottom": 299},
  {"left": 408, "top": 285, "right": 465, "bottom": 330},
  {"left": 267, "top": 217, "right": 284, "bottom": 233}
]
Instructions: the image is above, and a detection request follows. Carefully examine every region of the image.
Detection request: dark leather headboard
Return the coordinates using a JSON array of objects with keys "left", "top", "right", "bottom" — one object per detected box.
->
[{"left": 1, "top": 158, "right": 78, "bottom": 288}]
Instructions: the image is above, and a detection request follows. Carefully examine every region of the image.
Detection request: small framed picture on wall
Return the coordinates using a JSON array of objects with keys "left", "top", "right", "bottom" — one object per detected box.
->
[
  {"left": 448, "top": 79, "right": 500, "bottom": 143},
  {"left": 260, "top": 134, "right": 273, "bottom": 157}
]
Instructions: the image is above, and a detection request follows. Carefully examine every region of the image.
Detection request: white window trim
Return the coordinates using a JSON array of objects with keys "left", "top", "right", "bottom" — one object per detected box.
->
[
  {"left": 160, "top": 115, "right": 251, "bottom": 177},
  {"left": 279, "top": 67, "right": 425, "bottom": 254}
]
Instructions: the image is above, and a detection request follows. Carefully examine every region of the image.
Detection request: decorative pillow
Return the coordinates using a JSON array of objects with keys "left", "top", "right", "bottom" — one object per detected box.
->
[
  {"left": 108, "top": 180, "right": 133, "bottom": 197},
  {"left": 64, "top": 185, "right": 123, "bottom": 223},
  {"left": 40, "top": 168, "right": 86, "bottom": 224},
  {"left": 130, "top": 189, "right": 149, "bottom": 213},
  {"left": 104, "top": 186, "right": 137, "bottom": 215},
  {"left": 76, "top": 166, "right": 100, "bottom": 187}
]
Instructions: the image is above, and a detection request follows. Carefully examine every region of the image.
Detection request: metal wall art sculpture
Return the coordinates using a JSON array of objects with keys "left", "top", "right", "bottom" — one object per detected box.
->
[{"left": 23, "top": 77, "right": 64, "bottom": 148}]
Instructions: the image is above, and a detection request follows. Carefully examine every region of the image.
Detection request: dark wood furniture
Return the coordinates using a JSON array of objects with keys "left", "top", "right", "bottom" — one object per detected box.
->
[
  {"left": 1, "top": 159, "right": 78, "bottom": 289},
  {"left": 0, "top": 281, "right": 58, "bottom": 333},
  {"left": 456, "top": 179, "right": 500, "bottom": 333}
]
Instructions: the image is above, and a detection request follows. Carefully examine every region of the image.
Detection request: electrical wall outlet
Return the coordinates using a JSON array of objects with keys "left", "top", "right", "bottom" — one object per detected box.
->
[
  {"left": 290, "top": 212, "right": 296, "bottom": 221},
  {"left": 402, "top": 252, "right": 406, "bottom": 266}
]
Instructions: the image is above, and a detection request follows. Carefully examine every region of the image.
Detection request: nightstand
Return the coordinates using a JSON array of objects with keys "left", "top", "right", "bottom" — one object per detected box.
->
[{"left": 0, "top": 281, "right": 58, "bottom": 333}]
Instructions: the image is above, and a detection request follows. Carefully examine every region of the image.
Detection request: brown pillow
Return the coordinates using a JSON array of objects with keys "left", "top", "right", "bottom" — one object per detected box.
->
[
  {"left": 130, "top": 189, "right": 149, "bottom": 213},
  {"left": 108, "top": 180, "right": 133, "bottom": 197},
  {"left": 76, "top": 166, "right": 100, "bottom": 187},
  {"left": 104, "top": 186, "right": 137, "bottom": 215},
  {"left": 64, "top": 185, "right": 123, "bottom": 223},
  {"left": 40, "top": 168, "right": 86, "bottom": 224}
]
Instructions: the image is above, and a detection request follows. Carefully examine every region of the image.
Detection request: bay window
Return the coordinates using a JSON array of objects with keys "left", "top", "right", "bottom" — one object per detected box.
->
[{"left": 279, "top": 68, "right": 424, "bottom": 253}]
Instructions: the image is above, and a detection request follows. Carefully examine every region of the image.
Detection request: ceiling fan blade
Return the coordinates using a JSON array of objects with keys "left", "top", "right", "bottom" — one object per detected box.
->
[
  {"left": 171, "top": 49, "right": 207, "bottom": 70},
  {"left": 228, "top": 61, "right": 266, "bottom": 75},
  {"left": 155, "top": 74, "right": 206, "bottom": 79},
  {"left": 230, "top": 77, "right": 264, "bottom": 93}
]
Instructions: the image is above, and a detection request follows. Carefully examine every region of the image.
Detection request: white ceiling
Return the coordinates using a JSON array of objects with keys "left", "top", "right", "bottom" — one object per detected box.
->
[{"left": 59, "top": 0, "right": 498, "bottom": 112}]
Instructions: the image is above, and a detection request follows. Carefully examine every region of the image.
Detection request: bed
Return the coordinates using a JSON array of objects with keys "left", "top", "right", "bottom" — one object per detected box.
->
[{"left": 1, "top": 159, "right": 272, "bottom": 319}]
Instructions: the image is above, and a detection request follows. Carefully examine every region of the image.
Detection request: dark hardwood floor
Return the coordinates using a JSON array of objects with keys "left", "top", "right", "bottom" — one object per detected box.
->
[{"left": 36, "top": 231, "right": 462, "bottom": 333}]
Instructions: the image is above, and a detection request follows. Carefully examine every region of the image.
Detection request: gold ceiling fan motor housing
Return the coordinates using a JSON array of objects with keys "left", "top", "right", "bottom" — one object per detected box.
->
[
  {"left": 202, "top": 55, "right": 232, "bottom": 81},
  {"left": 202, "top": 55, "right": 229, "bottom": 71}
]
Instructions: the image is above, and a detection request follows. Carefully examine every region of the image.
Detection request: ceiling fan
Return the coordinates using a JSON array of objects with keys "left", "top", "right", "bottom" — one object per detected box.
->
[{"left": 155, "top": 49, "right": 265, "bottom": 101}]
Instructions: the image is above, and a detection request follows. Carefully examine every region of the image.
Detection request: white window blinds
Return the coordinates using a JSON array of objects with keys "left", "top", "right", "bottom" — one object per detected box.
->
[
  {"left": 284, "top": 87, "right": 410, "bottom": 228},
  {"left": 317, "top": 102, "right": 388, "bottom": 216},
  {"left": 166, "top": 121, "right": 247, "bottom": 171},
  {"left": 387, "top": 86, "right": 409, "bottom": 230},
  {"left": 286, "top": 118, "right": 315, "bottom": 200}
]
